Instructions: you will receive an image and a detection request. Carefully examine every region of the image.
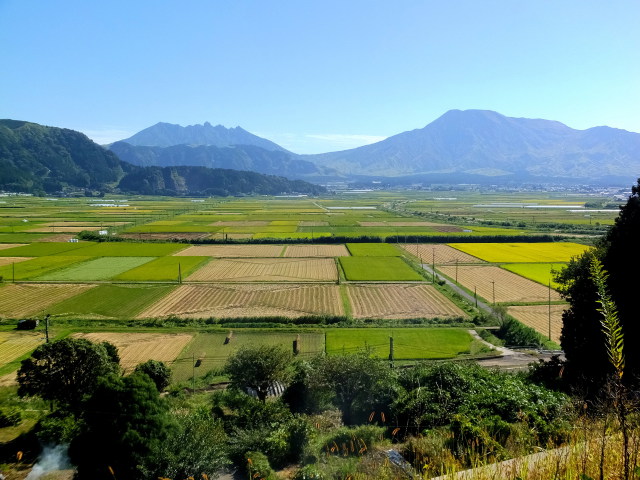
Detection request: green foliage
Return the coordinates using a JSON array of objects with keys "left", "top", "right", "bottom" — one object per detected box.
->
[
  {"left": 225, "top": 344, "right": 293, "bottom": 402},
  {"left": 0, "top": 406, "right": 21, "bottom": 427},
  {"left": 245, "top": 451, "right": 278, "bottom": 480},
  {"left": 69, "top": 373, "right": 175, "bottom": 480},
  {"left": 346, "top": 243, "right": 402, "bottom": 256},
  {"left": 35, "top": 411, "right": 82, "bottom": 444},
  {"left": 17, "top": 337, "right": 120, "bottom": 413},
  {"left": 134, "top": 359, "right": 171, "bottom": 391},
  {"left": 310, "top": 425, "right": 386, "bottom": 460}
]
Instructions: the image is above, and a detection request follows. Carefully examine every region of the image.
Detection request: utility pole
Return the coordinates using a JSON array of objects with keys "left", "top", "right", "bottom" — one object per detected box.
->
[
  {"left": 491, "top": 281, "right": 496, "bottom": 305},
  {"left": 389, "top": 336, "right": 394, "bottom": 367},
  {"left": 474, "top": 286, "right": 477, "bottom": 307}
]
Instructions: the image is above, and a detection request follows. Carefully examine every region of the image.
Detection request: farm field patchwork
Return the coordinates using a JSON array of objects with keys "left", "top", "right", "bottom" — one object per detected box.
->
[
  {"left": 70, "top": 242, "right": 187, "bottom": 257},
  {"left": 171, "top": 331, "right": 325, "bottom": 382},
  {"left": 437, "top": 264, "right": 562, "bottom": 303},
  {"left": 507, "top": 304, "right": 567, "bottom": 344},
  {"left": 0, "top": 256, "right": 89, "bottom": 281},
  {"left": 400, "top": 244, "right": 485, "bottom": 264},
  {"left": 173, "top": 244, "right": 285, "bottom": 257},
  {"left": 114, "top": 256, "right": 208, "bottom": 281},
  {"left": 187, "top": 258, "right": 338, "bottom": 282},
  {"left": 36, "top": 256, "right": 154, "bottom": 281},
  {"left": 72, "top": 332, "right": 193, "bottom": 373},
  {"left": 0, "top": 331, "right": 45, "bottom": 376},
  {"left": 283, "top": 244, "right": 350, "bottom": 257},
  {"left": 325, "top": 328, "right": 474, "bottom": 359},
  {"left": 339, "top": 256, "right": 423, "bottom": 281},
  {"left": 47, "top": 284, "right": 175, "bottom": 319},
  {"left": 346, "top": 284, "right": 466, "bottom": 319},
  {"left": 502, "top": 263, "right": 567, "bottom": 289},
  {"left": 448, "top": 242, "right": 590, "bottom": 263},
  {"left": 0, "top": 242, "right": 89, "bottom": 257},
  {"left": 138, "top": 283, "right": 344, "bottom": 318},
  {"left": 0, "top": 283, "right": 95, "bottom": 318}
]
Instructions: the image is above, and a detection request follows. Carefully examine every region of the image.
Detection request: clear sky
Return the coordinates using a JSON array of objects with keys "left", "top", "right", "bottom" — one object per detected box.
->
[{"left": 1, "top": 1, "right": 638, "bottom": 154}]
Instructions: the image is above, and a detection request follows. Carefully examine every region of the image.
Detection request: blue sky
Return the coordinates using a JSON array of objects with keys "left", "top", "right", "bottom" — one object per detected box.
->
[{"left": 1, "top": 1, "right": 638, "bottom": 154}]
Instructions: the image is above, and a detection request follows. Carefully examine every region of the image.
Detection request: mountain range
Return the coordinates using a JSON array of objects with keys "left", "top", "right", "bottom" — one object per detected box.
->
[
  {"left": 110, "top": 110, "right": 640, "bottom": 184},
  {"left": 0, "top": 120, "right": 325, "bottom": 196}
]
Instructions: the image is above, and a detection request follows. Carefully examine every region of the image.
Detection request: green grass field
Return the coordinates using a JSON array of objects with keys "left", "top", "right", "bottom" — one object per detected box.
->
[
  {"left": 448, "top": 242, "right": 591, "bottom": 263},
  {"left": 339, "top": 257, "right": 424, "bottom": 281},
  {"left": 346, "top": 243, "right": 403, "bottom": 256},
  {"left": 36, "top": 257, "right": 155, "bottom": 281},
  {"left": 46, "top": 284, "right": 175, "bottom": 319},
  {"left": 325, "top": 328, "right": 473, "bottom": 359},
  {"left": 502, "top": 263, "right": 567, "bottom": 289},
  {"left": 0, "top": 256, "right": 89, "bottom": 280},
  {"left": 0, "top": 242, "right": 88, "bottom": 257},
  {"left": 171, "top": 331, "right": 325, "bottom": 382},
  {"left": 114, "top": 256, "right": 208, "bottom": 281}
]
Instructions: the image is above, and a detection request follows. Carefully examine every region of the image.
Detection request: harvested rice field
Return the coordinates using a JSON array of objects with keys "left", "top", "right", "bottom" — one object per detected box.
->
[
  {"left": 401, "top": 244, "right": 485, "bottom": 264},
  {"left": 438, "top": 264, "right": 562, "bottom": 303},
  {"left": 508, "top": 304, "right": 567, "bottom": 344},
  {"left": 72, "top": 332, "right": 193, "bottom": 373},
  {"left": 346, "top": 284, "right": 465, "bottom": 319},
  {"left": 173, "top": 244, "right": 285, "bottom": 257},
  {"left": 138, "top": 283, "right": 344, "bottom": 318},
  {"left": 0, "top": 331, "right": 44, "bottom": 375},
  {"left": 283, "top": 244, "right": 350, "bottom": 257},
  {"left": 187, "top": 258, "right": 338, "bottom": 282},
  {"left": 0, "top": 283, "right": 95, "bottom": 318}
]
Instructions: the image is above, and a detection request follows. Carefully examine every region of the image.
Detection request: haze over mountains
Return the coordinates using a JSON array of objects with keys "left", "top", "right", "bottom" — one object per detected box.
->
[{"left": 111, "top": 110, "right": 640, "bottom": 184}]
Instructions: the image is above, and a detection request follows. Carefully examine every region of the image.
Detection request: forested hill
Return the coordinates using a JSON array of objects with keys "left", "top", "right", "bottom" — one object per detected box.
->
[
  {"left": 118, "top": 165, "right": 326, "bottom": 196},
  {"left": 0, "top": 120, "right": 325, "bottom": 196},
  {"left": 0, "top": 119, "right": 125, "bottom": 193}
]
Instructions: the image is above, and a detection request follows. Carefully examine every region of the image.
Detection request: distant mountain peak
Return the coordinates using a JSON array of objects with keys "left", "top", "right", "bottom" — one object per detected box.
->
[{"left": 119, "top": 122, "right": 290, "bottom": 153}]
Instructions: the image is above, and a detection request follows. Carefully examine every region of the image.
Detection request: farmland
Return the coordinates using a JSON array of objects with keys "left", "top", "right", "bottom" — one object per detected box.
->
[
  {"left": 346, "top": 284, "right": 465, "bottom": 319},
  {"left": 186, "top": 258, "right": 338, "bottom": 282},
  {"left": 138, "top": 283, "right": 344, "bottom": 318},
  {"left": 401, "top": 243, "right": 485, "bottom": 264},
  {"left": 0, "top": 283, "right": 95, "bottom": 318},
  {"left": 0, "top": 255, "right": 89, "bottom": 280},
  {"left": 346, "top": 243, "right": 402, "bottom": 256},
  {"left": 507, "top": 304, "right": 567, "bottom": 344},
  {"left": 501, "top": 263, "right": 567, "bottom": 289},
  {"left": 0, "top": 331, "right": 45, "bottom": 376},
  {"left": 114, "top": 256, "right": 207, "bottom": 281},
  {"left": 325, "top": 328, "right": 474, "bottom": 359},
  {"left": 36, "top": 256, "right": 154, "bottom": 281},
  {"left": 283, "top": 244, "right": 350, "bottom": 257},
  {"left": 339, "top": 256, "right": 423, "bottom": 281},
  {"left": 448, "top": 242, "right": 591, "bottom": 263},
  {"left": 173, "top": 244, "right": 285, "bottom": 257}
]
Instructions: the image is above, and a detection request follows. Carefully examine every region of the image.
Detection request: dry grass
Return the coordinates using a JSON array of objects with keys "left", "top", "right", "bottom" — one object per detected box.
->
[
  {"left": 347, "top": 284, "right": 466, "bottom": 319},
  {"left": 283, "top": 244, "right": 350, "bottom": 257},
  {"left": 438, "top": 265, "right": 562, "bottom": 303},
  {"left": 138, "top": 283, "right": 344, "bottom": 318},
  {"left": 72, "top": 332, "right": 193, "bottom": 372},
  {"left": 173, "top": 244, "right": 284, "bottom": 257},
  {"left": 186, "top": 258, "right": 338, "bottom": 282}
]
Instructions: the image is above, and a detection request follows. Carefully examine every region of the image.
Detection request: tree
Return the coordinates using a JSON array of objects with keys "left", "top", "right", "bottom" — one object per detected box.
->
[
  {"left": 134, "top": 359, "right": 171, "bottom": 391},
  {"left": 225, "top": 345, "right": 293, "bottom": 402},
  {"left": 17, "top": 338, "right": 120, "bottom": 413},
  {"left": 307, "top": 351, "right": 394, "bottom": 425},
  {"left": 557, "top": 179, "right": 640, "bottom": 390},
  {"left": 69, "top": 373, "right": 175, "bottom": 480}
]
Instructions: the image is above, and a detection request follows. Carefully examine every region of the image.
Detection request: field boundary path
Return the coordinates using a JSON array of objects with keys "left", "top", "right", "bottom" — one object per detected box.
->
[{"left": 420, "top": 264, "right": 493, "bottom": 314}]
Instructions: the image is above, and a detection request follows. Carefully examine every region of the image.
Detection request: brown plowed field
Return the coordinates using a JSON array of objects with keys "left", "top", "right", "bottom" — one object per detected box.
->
[
  {"left": 0, "top": 244, "right": 26, "bottom": 251},
  {"left": 174, "top": 244, "right": 284, "bottom": 257},
  {"left": 0, "top": 283, "right": 95, "bottom": 318},
  {"left": 283, "top": 245, "right": 349, "bottom": 257},
  {"left": 508, "top": 304, "right": 567, "bottom": 344},
  {"left": 187, "top": 258, "right": 337, "bottom": 282},
  {"left": 401, "top": 244, "right": 485, "bottom": 264},
  {"left": 72, "top": 332, "right": 193, "bottom": 372},
  {"left": 138, "top": 283, "right": 344, "bottom": 318},
  {"left": 0, "top": 257, "right": 33, "bottom": 267},
  {"left": 438, "top": 265, "right": 562, "bottom": 303},
  {"left": 347, "top": 284, "right": 465, "bottom": 319}
]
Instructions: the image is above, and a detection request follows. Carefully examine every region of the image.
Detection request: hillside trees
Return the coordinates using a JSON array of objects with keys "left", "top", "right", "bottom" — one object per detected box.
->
[{"left": 557, "top": 178, "right": 640, "bottom": 390}]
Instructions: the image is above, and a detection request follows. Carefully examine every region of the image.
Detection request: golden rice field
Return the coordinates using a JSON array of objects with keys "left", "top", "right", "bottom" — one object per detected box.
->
[
  {"left": 448, "top": 242, "right": 591, "bottom": 263},
  {"left": 0, "top": 283, "right": 95, "bottom": 318},
  {"left": 0, "top": 257, "right": 33, "bottom": 267},
  {"left": 173, "top": 244, "right": 284, "bottom": 257},
  {"left": 0, "top": 331, "right": 43, "bottom": 368},
  {"left": 346, "top": 284, "right": 466, "bottom": 319},
  {"left": 72, "top": 332, "right": 193, "bottom": 373},
  {"left": 508, "top": 304, "right": 567, "bottom": 344},
  {"left": 186, "top": 258, "right": 338, "bottom": 282},
  {"left": 401, "top": 244, "right": 485, "bottom": 264},
  {"left": 138, "top": 283, "right": 344, "bottom": 318},
  {"left": 438, "top": 265, "right": 562, "bottom": 303},
  {"left": 283, "top": 244, "right": 350, "bottom": 257}
]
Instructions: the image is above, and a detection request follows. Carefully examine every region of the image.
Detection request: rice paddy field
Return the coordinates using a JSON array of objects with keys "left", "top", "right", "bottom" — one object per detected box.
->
[{"left": 0, "top": 189, "right": 613, "bottom": 379}]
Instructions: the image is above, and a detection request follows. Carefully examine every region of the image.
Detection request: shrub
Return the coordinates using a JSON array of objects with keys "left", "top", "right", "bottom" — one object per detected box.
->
[{"left": 0, "top": 407, "right": 22, "bottom": 427}]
